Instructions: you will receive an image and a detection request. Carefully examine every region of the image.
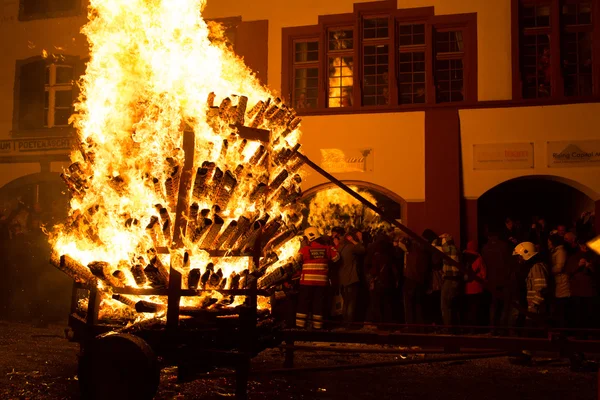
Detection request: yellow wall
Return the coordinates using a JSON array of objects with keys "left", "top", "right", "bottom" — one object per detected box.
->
[
  {"left": 0, "top": 163, "right": 41, "bottom": 188},
  {"left": 203, "top": 0, "right": 512, "bottom": 102},
  {"left": 299, "top": 111, "right": 425, "bottom": 202},
  {"left": 460, "top": 103, "right": 600, "bottom": 201},
  {"left": 0, "top": 2, "right": 88, "bottom": 139}
]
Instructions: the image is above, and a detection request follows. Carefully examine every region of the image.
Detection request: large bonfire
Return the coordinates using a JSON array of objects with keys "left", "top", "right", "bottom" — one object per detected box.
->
[{"left": 50, "top": 0, "right": 305, "bottom": 322}]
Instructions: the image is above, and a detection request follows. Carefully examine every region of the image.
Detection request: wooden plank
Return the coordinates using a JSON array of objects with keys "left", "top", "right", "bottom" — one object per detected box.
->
[
  {"left": 230, "top": 124, "right": 271, "bottom": 143},
  {"left": 172, "top": 130, "right": 196, "bottom": 248}
]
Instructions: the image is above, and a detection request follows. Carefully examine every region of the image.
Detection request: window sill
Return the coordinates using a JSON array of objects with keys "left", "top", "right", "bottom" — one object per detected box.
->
[
  {"left": 293, "top": 96, "right": 600, "bottom": 116},
  {"left": 11, "top": 127, "right": 77, "bottom": 138}
]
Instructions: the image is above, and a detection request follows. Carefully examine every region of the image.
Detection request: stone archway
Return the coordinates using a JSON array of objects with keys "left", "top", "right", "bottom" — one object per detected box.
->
[
  {"left": 475, "top": 175, "right": 599, "bottom": 244},
  {"left": 301, "top": 180, "right": 408, "bottom": 223}
]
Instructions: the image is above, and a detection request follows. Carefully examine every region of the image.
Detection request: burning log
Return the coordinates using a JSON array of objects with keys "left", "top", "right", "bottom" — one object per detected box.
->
[
  {"left": 218, "top": 276, "right": 228, "bottom": 290},
  {"left": 112, "top": 294, "right": 137, "bottom": 309},
  {"left": 112, "top": 270, "right": 127, "bottom": 285},
  {"left": 165, "top": 166, "right": 181, "bottom": 209},
  {"left": 146, "top": 216, "right": 161, "bottom": 247},
  {"left": 209, "top": 168, "right": 224, "bottom": 203},
  {"left": 223, "top": 216, "right": 250, "bottom": 249},
  {"left": 219, "top": 97, "right": 232, "bottom": 120},
  {"left": 192, "top": 162, "right": 216, "bottom": 201},
  {"left": 158, "top": 207, "right": 171, "bottom": 243},
  {"left": 250, "top": 98, "right": 269, "bottom": 128},
  {"left": 214, "top": 170, "right": 237, "bottom": 209},
  {"left": 237, "top": 139, "right": 247, "bottom": 155},
  {"left": 51, "top": 254, "right": 96, "bottom": 284},
  {"left": 207, "top": 92, "right": 216, "bottom": 107},
  {"left": 213, "top": 219, "right": 238, "bottom": 249},
  {"left": 235, "top": 215, "right": 269, "bottom": 251},
  {"left": 187, "top": 268, "right": 201, "bottom": 289},
  {"left": 259, "top": 252, "right": 279, "bottom": 270},
  {"left": 249, "top": 182, "right": 267, "bottom": 202},
  {"left": 200, "top": 263, "right": 214, "bottom": 289},
  {"left": 246, "top": 100, "right": 263, "bottom": 119},
  {"left": 135, "top": 300, "right": 166, "bottom": 313},
  {"left": 199, "top": 214, "right": 224, "bottom": 249},
  {"left": 144, "top": 256, "right": 169, "bottom": 288},
  {"left": 152, "top": 177, "right": 164, "bottom": 198},
  {"left": 248, "top": 145, "right": 266, "bottom": 165},
  {"left": 88, "top": 261, "right": 124, "bottom": 288},
  {"left": 260, "top": 262, "right": 301, "bottom": 289},
  {"left": 264, "top": 225, "right": 300, "bottom": 253},
  {"left": 235, "top": 96, "right": 248, "bottom": 124},
  {"left": 269, "top": 169, "right": 289, "bottom": 192},
  {"left": 238, "top": 269, "right": 249, "bottom": 289},
  {"left": 229, "top": 272, "right": 240, "bottom": 290},
  {"left": 131, "top": 264, "right": 147, "bottom": 286},
  {"left": 282, "top": 116, "right": 302, "bottom": 137},
  {"left": 191, "top": 218, "right": 212, "bottom": 243}
]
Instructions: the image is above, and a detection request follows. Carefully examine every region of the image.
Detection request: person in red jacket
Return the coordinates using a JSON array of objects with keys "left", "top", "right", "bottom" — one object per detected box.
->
[
  {"left": 296, "top": 227, "right": 340, "bottom": 330},
  {"left": 463, "top": 241, "right": 487, "bottom": 330}
]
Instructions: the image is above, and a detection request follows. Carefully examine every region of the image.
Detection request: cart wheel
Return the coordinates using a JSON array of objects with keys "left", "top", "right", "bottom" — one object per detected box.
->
[{"left": 78, "top": 334, "right": 160, "bottom": 400}]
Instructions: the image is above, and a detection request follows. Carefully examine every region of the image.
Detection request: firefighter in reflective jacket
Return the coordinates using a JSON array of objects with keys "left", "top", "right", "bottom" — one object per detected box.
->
[{"left": 295, "top": 227, "right": 340, "bottom": 329}]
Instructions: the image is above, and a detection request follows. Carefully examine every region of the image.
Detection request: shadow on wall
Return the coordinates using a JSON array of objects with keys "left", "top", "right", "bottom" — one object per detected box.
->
[
  {"left": 478, "top": 176, "right": 595, "bottom": 242},
  {"left": 0, "top": 173, "right": 71, "bottom": 324}
]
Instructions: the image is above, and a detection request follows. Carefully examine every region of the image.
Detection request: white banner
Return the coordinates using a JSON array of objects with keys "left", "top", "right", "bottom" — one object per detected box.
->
[{"left": 548, "top": 140, "right": 600, "bottom": 168}]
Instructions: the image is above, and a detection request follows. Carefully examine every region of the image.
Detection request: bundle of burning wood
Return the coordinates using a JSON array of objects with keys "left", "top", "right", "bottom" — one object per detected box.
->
[{"left": 51, "top": 93, "right": 307, "bottom": 321}]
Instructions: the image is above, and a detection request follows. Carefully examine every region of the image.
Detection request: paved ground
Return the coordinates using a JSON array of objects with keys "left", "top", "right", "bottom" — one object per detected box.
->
[{"left": 0, "top": 321, "right": 597, "bottom": 399}]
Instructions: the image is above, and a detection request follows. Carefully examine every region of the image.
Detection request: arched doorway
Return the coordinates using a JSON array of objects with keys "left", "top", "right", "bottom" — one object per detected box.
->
[
  {"left": 477, "top": 175, "right": 597, "bottom": 244},
  {"left": 301, "top": 180, "right": 406, "bottom": 232}
]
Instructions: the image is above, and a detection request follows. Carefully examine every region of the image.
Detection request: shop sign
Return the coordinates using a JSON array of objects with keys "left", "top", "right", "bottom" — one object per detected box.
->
[
  {"left": 0, "top": 137, "right": 76, "bottom": 156},
  {"left": 547, "top": 140, "right": 600, "bottom": 168},
  {"left": 473, "top": 143, "right": 534, "bottom": 170},
  {"left": 320, "top": 148, "right": 374, "bottom": 173}
]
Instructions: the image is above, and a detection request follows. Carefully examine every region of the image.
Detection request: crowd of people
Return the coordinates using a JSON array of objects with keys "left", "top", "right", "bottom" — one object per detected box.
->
[
  {"left": 286, "top": 211, "right": 599, "bottom": 337},
  {"left": 0, "top": 200, "right": 71, "bottom": 324}
]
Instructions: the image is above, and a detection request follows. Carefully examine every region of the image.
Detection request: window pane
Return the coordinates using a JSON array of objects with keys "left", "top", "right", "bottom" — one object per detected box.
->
[
  {"left": 44, "top": 90, "right": 50, "bottom": 108},
  {"left": 363, "top": 17, "right": 388, "bottom": 39},
  {"left": 295, "top": 41, "right": 319, "bottom": 63},
  {"left": 562, "top": 31, "right": 593, "bottom": 96},
  {"left": 436, "top": 30, "right": 463, "bottom": 53},
  {"left": 521, "top": 34, "right": 551, "bottom": 98},
  {"left": 328, "top": 56, "right": 354, "bottom": 107},
  {"left": 55, "top": 66, "right": 73, "bottom": 84},
  {"left": 293, "top": 67, "right": 319, "bottom": 109},
  {"left": 435, "top": 56, "right": 464, "bottom": 103},
  {"left": 522, "top": 4, "right": 551, "bottom": 28},
  {"left": 54, "top": 108, "right": 71, "bottom": 126},
  {"left": 328, "top": 28, "right": 353, "bottom": 51},
  {"left": 562, "top": 2, "right": 592, "bottom": 25},
  {"left": 45, "top": 66, "right": 50, "bottom": 85},
  {"left": 398, "top": 24, "right": 426, "bottom": 47},
  {"left": 362, "top": 45, "right": 389, "bottom": 106},
  {"left": 398, "top": 51, "right": 426, "bottom": 104},
  {"left": 55, "top": 90, "right": 73, "bottom": 107}
]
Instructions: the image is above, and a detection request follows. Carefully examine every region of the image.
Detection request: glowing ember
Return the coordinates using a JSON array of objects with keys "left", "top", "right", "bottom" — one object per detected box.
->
[{"left": 49, "top": 0, "right": 305, "bottom": 321}]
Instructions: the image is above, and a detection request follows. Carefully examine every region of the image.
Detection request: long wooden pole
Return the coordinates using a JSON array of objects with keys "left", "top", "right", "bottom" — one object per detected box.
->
[{"left": 296, "top": 152, "right": 460, "bottom": 268}]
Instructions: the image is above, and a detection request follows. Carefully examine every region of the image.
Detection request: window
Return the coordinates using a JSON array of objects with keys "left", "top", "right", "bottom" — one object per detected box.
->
[
  {"left": 14, "top": 56, "right": 82, "bottom": 134},
  {"left": 19, "top": 0, "right": 81, "bottom": 21},
  {"left": 561, "top": 2, "right": 593, "bottom": 96},
  {"left": 282, "top": 4, "right": 476, "bottom": 113},
  {"left": 328, "top": 28, "right": 354, "bottom": 107},
  {"left": 398, "top": 24, "right": 426, "bottom": 104},
  {"left": 293, "top": 40, "right": 319, "bottom": 109},
  {"left": 362, "top": 17, "right": 390, "bottom": 106},
  {"left": 434, "top": 30, "right": 465, "bottom": 102},
  {"left": 45, "top": 64, "right": 74, "bottom": 127},
  {"left": 514, "top": 0, "right": 599, "bottom": 100},
  {"left": 520, "top": 3, "right": 552, "bottom": 98}
]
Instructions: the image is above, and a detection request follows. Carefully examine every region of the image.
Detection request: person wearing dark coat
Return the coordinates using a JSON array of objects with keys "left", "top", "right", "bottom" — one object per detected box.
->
[
  {"left": 566, "top": 238, "right": 599, "bottom": 333},
  {"left": 481, "top": 231, "right": 513, "bottom": 335}
]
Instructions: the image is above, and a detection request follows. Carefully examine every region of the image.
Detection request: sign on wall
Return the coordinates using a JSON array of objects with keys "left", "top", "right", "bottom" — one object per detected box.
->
[
  {"left": 473, "top": 143, "right": 534, "bottom": 170},
  {"left": 0, "top": 137, "right": 76, "bottom": 156},
  {"left": 319, "top": 148, "right": 374, "bottom": 173},
  {"left": 547, "top": 140, "right": 600, "bottom": 168}
]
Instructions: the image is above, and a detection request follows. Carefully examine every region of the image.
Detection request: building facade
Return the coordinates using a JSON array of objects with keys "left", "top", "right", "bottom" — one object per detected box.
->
[{"left": 1, "top": 0, "right": 599, "bottom": 245}]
